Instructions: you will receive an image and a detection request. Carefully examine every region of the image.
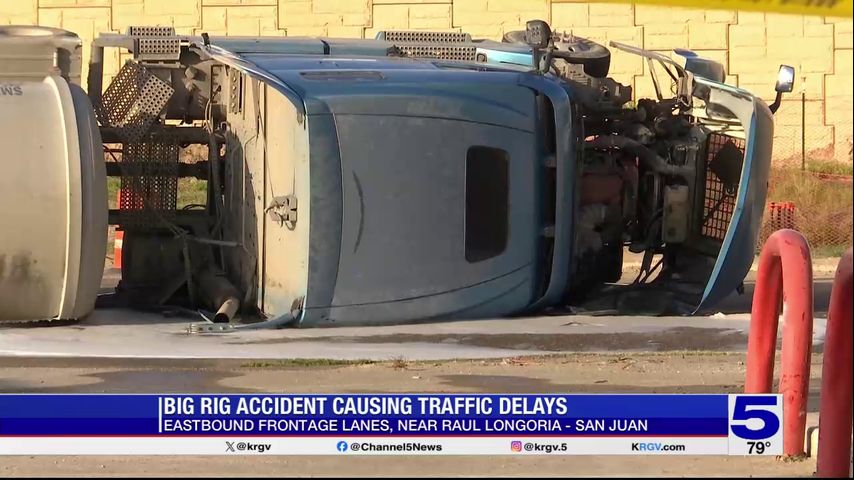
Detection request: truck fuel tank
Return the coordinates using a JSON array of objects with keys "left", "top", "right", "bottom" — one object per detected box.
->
[{"left": 0, "top": 26, "right": 107, "bottom": 322}]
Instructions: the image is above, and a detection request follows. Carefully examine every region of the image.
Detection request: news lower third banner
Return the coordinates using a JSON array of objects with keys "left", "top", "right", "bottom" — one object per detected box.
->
[{"left": 0, "top": 394, "right": 783, "bottom": 455}]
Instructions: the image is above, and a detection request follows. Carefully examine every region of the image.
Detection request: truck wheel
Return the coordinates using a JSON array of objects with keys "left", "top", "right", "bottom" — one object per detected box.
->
[
  {"left": 501, "top": 30, "right": 528, "bottom": 44},
  {"left": 502, "top": 30, "right": 611, "bottom": 78}
]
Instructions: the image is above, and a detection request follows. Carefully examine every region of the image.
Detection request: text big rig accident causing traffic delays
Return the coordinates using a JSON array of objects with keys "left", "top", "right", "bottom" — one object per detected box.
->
[{"left": 0, "top": 21, "right": 795, "bottom": 327}]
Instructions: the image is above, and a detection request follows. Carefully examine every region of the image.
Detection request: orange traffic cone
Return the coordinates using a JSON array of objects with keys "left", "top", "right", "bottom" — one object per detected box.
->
[{"left": 114, "top": 190, "right": 123, "bottom": 269}]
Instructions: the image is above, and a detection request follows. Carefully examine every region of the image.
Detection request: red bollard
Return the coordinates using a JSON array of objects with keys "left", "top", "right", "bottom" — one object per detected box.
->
[
  {"left": 817, "top": 248, "right": 853, "bottom": 477},
  {"left": 745, "top": 229, "right": 814, "bottom": 456}
]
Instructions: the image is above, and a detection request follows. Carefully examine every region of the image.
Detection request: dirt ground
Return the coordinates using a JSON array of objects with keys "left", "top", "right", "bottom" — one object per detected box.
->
[{"left": 0, "top": 353, "right": 826, "bottom": 477}]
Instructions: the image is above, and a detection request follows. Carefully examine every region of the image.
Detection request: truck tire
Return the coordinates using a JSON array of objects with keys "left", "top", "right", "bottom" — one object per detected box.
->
[
  {"left": 502, "top": 30, "right": 611, "bottom": 78},
  {"left": 501, "top": 30, "right": 529, "bottom": 44}
]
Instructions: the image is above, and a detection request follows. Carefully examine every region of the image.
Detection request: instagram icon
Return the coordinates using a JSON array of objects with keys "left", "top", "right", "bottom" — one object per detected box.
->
[{"left": 510, "top": 441, "right": 523, "bottom": 452}]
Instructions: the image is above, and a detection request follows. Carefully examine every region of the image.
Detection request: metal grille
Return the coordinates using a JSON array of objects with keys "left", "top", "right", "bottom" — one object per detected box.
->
[
  {"left": 136, "top": 37, "right": 180, "bottom": 61},
  {"left": 380, "top": 31, "right": 470, "bottom": 43},
  {"left": 96, "top": 61, "right": 174, "bottom": 143},
  {"left": 117, "top": 137, "right": 179, "bottom": 228},
  {"left": 396, "top": 44, "right": 477, "bottom": 61},
  {"left": 128, "top": 26, "right": 176, "bottom": 37},
  {"left": 765, "top": 202, "right": 797, "bottom": 231},
  {"left": 701, "top": 133, "right": 745, "bottom": 241}
]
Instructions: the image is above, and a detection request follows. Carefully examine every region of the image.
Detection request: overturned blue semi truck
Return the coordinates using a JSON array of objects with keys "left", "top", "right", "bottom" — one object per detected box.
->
[{"left": 0, "top": 21, "right": 794, "bottom": 327}]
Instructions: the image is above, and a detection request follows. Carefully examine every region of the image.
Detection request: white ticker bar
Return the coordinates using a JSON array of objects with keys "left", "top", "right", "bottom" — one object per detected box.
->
[{"left": 0, "top": 437, "right": 730, "bottom": 455}]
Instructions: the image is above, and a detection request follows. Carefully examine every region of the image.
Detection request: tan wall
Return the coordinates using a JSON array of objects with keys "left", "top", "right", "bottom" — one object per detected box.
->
[{"left": 2, "top": 0, "right": 852, "bottom": 163}]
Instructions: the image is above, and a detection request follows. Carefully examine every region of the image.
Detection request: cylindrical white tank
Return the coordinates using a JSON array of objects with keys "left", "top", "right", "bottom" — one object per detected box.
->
[{"left": 0, "top": 26, "right": 107, "bottom": 322}]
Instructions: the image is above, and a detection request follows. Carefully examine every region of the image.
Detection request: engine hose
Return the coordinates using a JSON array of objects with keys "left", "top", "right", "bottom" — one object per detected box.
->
[{"left": 587, "top": 135, "right": 692, "bottom": 177}]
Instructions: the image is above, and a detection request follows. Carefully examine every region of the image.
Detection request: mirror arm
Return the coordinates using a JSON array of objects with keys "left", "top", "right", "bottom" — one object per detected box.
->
[{"left": 769, "top": 90, "right": 783, "bottom": 114}]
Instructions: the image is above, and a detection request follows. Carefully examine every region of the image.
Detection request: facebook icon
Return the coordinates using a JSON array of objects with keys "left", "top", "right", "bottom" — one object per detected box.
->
[{"left": 336, "top": 441, "right": 348, "bottom": 452}]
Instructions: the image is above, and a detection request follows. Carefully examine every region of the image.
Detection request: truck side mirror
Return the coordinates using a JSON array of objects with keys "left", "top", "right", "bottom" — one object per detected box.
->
[
  {"left": 525, "top": 20, "right": 551, "bottom": 49},
  {"left": 525, "top": 20, "right": 553, "bottom": 75},
  {"left": 775, "top": 65, "right": 795, "bottom": 93},
  {"left": 769, "top": 64, "right": 795, "bottom": 114}
]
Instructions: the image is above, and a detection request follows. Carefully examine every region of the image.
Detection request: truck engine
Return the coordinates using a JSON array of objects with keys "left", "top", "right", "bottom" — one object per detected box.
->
[
  {"left": 573, "top": 81, "right": 740, "bottom": 302},
  {"left": 492, "top": 25, "right": 769, "bottom": 314}
]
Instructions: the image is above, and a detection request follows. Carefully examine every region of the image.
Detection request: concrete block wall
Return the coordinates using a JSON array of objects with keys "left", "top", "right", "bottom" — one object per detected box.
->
[{"left": 2, "top": 0, "right": 851, "bottom": 163}]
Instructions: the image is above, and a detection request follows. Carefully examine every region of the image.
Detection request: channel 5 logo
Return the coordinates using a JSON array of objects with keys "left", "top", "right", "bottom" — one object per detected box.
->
[{"left": 729, "top": 395, "right": 782, "bottom": 440}]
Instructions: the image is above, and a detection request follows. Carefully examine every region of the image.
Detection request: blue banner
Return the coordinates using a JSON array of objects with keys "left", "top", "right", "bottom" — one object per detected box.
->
[{"left": 0, "top": 394, "right": 736, "bottom": 437}]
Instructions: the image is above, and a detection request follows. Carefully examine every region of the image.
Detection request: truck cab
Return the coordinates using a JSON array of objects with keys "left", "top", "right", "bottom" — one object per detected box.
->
[{"left": 0, "top": 21, "right": 791, "bottom": 326}]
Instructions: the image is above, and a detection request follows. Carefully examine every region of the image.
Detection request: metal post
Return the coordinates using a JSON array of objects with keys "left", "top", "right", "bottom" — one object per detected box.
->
[
  {"left": 745, "top": 229, "right": 814, "bottom": 456},
  {"left": 817, "top": 248, "right": 853, "bottom": 477},
  {"left": 801, "top": 88, "right": 806, "bottom": 171}
]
